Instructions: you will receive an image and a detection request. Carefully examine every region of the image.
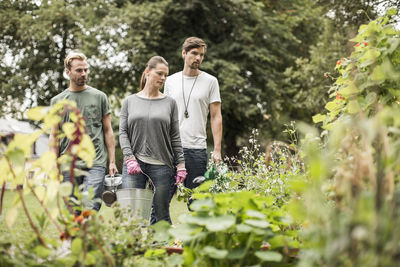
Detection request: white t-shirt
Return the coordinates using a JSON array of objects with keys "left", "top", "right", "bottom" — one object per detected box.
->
[{"left": 164, "top": 71, "right": 221, "bottom": 149}]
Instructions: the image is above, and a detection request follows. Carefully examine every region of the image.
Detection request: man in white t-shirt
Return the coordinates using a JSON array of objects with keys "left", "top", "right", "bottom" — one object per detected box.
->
[{"left": 164, "top": 37, "right": 223, "bottom": 198}]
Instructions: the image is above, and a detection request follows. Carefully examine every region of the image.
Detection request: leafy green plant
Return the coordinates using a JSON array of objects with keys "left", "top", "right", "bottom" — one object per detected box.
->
[
  {"left": 292, "top": 9, "right": 400, "bottom": 266},
  {"left": 204, "top": 162, "right": 230, "bottom": 193},
  {"left": 200, "top": 128, "right": 304, "bottom": 208},
  {"left": 0, "top": 102, "right": 169, "bottom": 266},
  {"left": 313, "top": 8, "right": 400, "bottom": 129},
  {"left": 164, "top": 190, "right": 299, "bottom": 267},
  {"left": 103, "top": 203, "right": 163, "bottom": 266},
  {"left": 176, "top": 182, "right": 192, "bottom": 203},
  {"left": 0, "top": 100, "right": 117, "bottom": 266}
]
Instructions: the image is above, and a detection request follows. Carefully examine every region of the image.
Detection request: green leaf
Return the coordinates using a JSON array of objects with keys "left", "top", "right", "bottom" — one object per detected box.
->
[
  {"left": 85, "top": 252, "right": 97, "bottom": 265},
  {"left": 244, "top": 219, "right": 270, "bottom": 228},
  {"left": 312, "top": 114, "right": 326, "bottom": 123},
  {"left": 246, "top": 210, "right": 266, "bottom": 219},
  {"left": 59, "top": 182, "right": 73, "bottom": 197},
  {"left": 152, "top": 220, "right": 171, "bottom": 243},
  {"left": 236, "top": 223, "right": 253, "bottom": 233},
  {"left": 34, "top": 186, "right": 46, "bottom": 202},
  {"left": 144, "top": 248, "right": 166, "bottom": 258},
  {"left": 347, "top": 100, "right": 361, "bottom": 114},
  {"left": 77, "top": 134, "right": 95, "bottom": 168},
  {"left": 357, "top": 24, "right": 368, "bottom": 34},
  {"left": 169, "top": 224, "right": 202, "bottom": 242},
  {"left": 255, "top": 251, "right": 283, "bottom": 262},
  {"left": 190, "top": 198, "right": 215, "bottom": 212},
  {"left": 268, "top": 235, "right": 287, "bottom": 249},
  {"left": 7, "top": 149, "right": 25, "bottom": 167},
  {"left": 205, "top": 215, "right": 236, "bottom": 231},
  {"left": 371, "top": 64, "right": 385, "bottom": 81},
  {"left": 34, "top": 245, "right": 52, "bottom": 258},
  {"left": 360, "top": 49, "right": 381, "bottom": 63},
  {"left": 341, "top": 82, "right": 358, "bottom": 96},
  {"left": 325, "top": 101, "right": 339, "bottom": 112},
  {"left": 183, "top": 247, "right": 195, "bottom": 266},
  {"left": 202, "top": 246, "right": 228, "bottom": 259},
  {"left": 181, "top": 214, "right": 212, "bottom": 226},
  {"left": 386, "top": 8, "right": 398, "bottom": 16},
  {"left": 166, "top": 254, "right": 184, "bottom": 266},
  {"left": 226, "top": 247, "right": 247, "bottom": 260},
  {"left": 26, "top": 106, "right": 47, "bottom": 121},
  {"left": 71, "top": 238, "right": 83, "bottom": 256},
  {"left": 5, "top": 207, "right": 18, "bottom": 228},
  {"left": 62, "top": 122, "right": 76, "bottom": 139}
]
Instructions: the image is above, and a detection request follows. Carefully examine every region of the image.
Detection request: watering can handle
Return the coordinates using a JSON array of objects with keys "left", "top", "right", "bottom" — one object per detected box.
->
[
  {"left": 140, "top": 170, "right": 155, "bottom": 192},
  {"left": 111, "top": 174, "right": 114, "bottom": 187}
]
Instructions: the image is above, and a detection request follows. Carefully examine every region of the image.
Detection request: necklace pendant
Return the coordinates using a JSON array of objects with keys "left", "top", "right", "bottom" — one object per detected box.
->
[{"left": 184, "top": 110, "right": 189, "bottom": 118}]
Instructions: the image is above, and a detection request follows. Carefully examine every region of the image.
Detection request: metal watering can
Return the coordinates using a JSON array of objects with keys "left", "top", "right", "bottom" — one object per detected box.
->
[
  {"left": 116, "top": 172, "right": 155, "bottom": 221},
  {"left": 102, "top": 174, "right": 122, "bottom": 207}
]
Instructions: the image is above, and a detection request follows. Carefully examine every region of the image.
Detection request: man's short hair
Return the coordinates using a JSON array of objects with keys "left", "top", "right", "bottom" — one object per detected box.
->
[
  {"left": 64, "top": 51, "right": 87, "bottom": 70},
  {"left": 182, "top": 37, "right": 207, "bottom": 52}
]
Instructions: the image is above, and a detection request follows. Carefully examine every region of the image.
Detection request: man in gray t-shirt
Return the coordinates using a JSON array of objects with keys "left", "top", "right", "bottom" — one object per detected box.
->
[
  {"left": 165, "top": 37, "right": 223, "bottom": 197},
  {"left": 50, "top": 51, "right": 118, "bottom": 212}
]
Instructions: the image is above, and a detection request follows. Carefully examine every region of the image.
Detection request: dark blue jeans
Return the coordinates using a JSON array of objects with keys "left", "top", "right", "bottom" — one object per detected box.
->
[
  {"left": 169, "top": 148, "right": 208, "bottom": 212},
  {"left": 122, "top": 159, "right": 174, "bottom": 224},
  {"left": 183, "top": 148, "right": 208, "bottom": 190},
  {"left": 62, "top": 166, "right": 106, "bottom": 213}
]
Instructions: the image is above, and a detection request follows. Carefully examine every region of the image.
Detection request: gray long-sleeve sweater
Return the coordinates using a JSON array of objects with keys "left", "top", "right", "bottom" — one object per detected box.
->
[{"left": 119, "top": 94, "right": 184, "bottom": 169}]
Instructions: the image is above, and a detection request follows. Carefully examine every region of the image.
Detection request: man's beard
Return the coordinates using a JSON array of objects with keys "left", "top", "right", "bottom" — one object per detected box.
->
[
  {"left": 74, "top": 78, "right": 86, "bottom": 86},
  {"left": 190, "top": 62, "right": 200, "bottom": 69}
]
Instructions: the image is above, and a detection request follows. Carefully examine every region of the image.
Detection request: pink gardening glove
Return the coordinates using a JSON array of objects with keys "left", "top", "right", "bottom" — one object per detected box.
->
[
  {"left": 126, "top": 157, "right": 141, "bottom": 175},
  {"left": 175, "top": 169, "right": 187, "bottom": 185}
]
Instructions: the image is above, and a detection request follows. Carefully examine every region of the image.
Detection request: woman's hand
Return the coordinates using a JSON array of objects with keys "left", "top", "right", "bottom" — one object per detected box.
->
[
  {"left": 175, "top": 168, "right": 187, "bottom": 185},
  {"left": 126, "top": 157, "right": 141, "bottom": 175}
]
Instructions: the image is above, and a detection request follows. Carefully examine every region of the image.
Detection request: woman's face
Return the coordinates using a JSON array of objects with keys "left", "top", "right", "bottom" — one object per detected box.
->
[{"left": 146, "top": 63, "right": 169, "bottom": 89}]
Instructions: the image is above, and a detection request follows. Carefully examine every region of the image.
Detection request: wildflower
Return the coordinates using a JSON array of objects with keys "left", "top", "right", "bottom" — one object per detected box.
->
[
  {"left": 336, "top": 60, "right": 341, "bottom": 66},
  {"left": 356, "top": 43, "right": 361, "bottom": 47},
  {"left": 60, "top": 232, "right": 67, "bottom": 241},
  {"left": 74, "top": 215, "right": 84, "bottom": 224},
  {"left": 82, "top": 210, "right": 94, "bottom": 218},
  {"left": 336, "top": 92, "right": 345, "bottom": 100},
  {"left": 363, "top": 42, "right": 368, "bottom": 46},
  {"left": 324, "top": 73, "right": 328, "bottom": 78}
]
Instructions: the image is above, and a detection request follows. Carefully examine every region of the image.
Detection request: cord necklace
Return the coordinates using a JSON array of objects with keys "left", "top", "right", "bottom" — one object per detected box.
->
[{"left": 182, "top": 72, "right": 199, "bottom": 118}]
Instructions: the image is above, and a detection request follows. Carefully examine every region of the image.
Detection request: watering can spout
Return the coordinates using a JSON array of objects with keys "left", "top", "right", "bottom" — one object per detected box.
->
[{"left": 193, "top": 176, "right": 206, "bottom": 184}]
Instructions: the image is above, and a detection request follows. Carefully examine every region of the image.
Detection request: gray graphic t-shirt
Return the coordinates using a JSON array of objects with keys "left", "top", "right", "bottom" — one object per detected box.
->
[{"left": 50, "top": 86, "right": 110, "bottom": 168}]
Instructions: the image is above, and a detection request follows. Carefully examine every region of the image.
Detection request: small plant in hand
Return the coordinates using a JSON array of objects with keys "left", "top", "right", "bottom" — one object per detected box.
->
[
  {"left": 205, "top": 161, "right": 230, "bottom": 193},
  {"left": 176, "top": 182, "right": 192, "bottom": 203}
]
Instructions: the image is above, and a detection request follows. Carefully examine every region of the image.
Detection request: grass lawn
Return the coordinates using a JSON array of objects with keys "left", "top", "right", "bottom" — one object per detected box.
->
[{"left": 0, "top": 189, "right": 189, "bottom": 243}]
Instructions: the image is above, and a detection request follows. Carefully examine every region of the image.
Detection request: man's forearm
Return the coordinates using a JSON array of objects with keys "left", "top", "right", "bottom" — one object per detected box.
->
[
  {"left": 104, "top": 130, "right": 116, "bottom": 164},
  {"left": 211, "top": 115, "right": 222, "bottom": 152},
  {"left": 49, "top": 126, "right": 59, "bottom": 155}
]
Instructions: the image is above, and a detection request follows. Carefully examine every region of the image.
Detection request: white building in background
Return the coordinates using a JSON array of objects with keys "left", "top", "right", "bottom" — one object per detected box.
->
[
  {"left": 0, "top": 118, "right": 49, "bottom": 187},
  {"left": 0, "top": 118, "right": 49, "bottom": 157}
]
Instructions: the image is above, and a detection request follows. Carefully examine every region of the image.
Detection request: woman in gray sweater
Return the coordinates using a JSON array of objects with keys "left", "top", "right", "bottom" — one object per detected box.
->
[{"left": 119, "top": 56, "right": 186, "bottom": 224}]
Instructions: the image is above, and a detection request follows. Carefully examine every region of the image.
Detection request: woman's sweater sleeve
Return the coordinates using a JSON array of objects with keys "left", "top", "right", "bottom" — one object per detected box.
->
[
  {"left": 170, "top": 100, "right": 185, "bottom": 165},
  {"left": 119, "top": 98, "right": 133, "bottom": 159}
]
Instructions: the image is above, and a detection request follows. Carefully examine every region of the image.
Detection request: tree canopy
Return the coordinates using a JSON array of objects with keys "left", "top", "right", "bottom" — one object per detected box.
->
[{"left": 0, "top": 0, "right": 395, "bottom": 155}]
